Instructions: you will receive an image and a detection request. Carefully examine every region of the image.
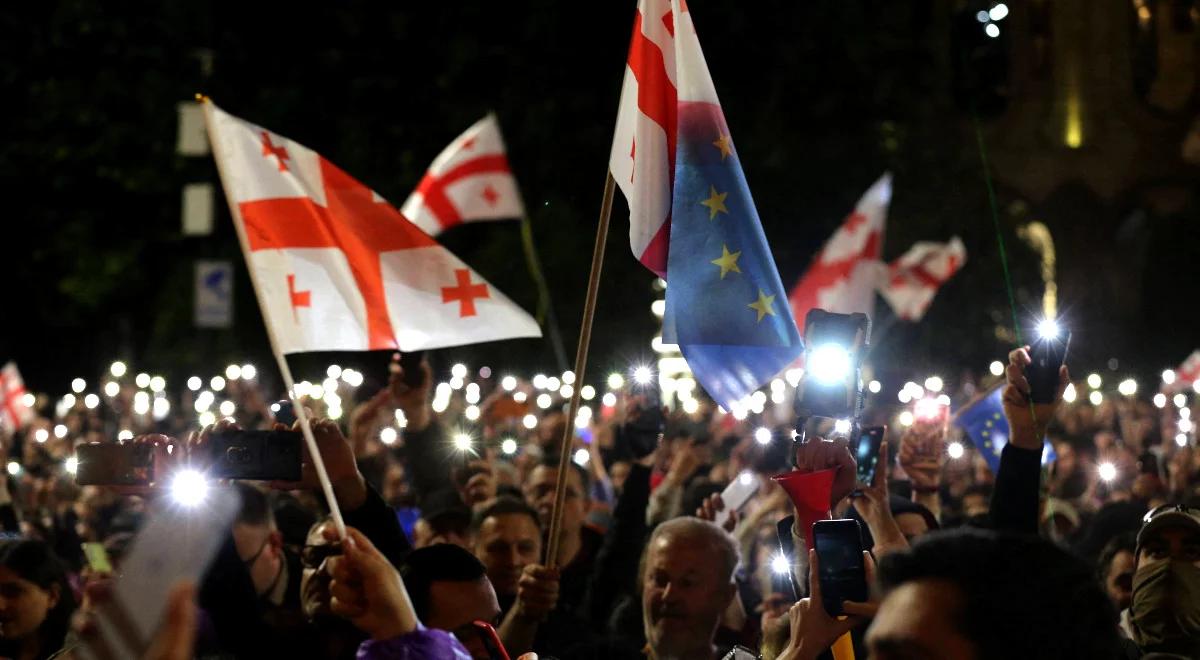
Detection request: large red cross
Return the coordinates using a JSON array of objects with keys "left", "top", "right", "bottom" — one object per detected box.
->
[
  {"left": 441, "top": 268, "right": 489, "bottom": 317},
  {"left": 261, "top": 132, "right": 290, "bottom": 172},
  {"left": 240, "top": 157, "right": 443, "bottom": 349},
  {"left": 414, "top": 154, "right": 512, "bottom": 231}
]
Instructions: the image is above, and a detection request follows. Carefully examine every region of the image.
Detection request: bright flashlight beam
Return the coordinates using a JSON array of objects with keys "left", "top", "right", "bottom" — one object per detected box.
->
[
  {"left": 1036, "top": 319, "right": 1060, "bottom": 340},
  {"left": 171, "top": 469, "right": 209, "bottom": 507},
  {"left": 809, "top": 343, "right": 851, "bottom": 385},
  {"left": 632, "top": 366, "right": 654, "bottom": 386},
  {"left": 771, "top": 554, "right": 790, "bottom": 575},
  {"left": 1098, "top": 462, "right": 1117, "bottom": 482}
]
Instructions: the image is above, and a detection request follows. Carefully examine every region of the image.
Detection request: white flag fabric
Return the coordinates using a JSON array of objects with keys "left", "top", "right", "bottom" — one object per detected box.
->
[
  {"left": 203, "top": 101, "right": 541, "bottom": 354},
  {"left": 879, "top": 237, "right": 966, "bottom": 321},
  {"left": 400, "top": 114, "right": 526, "bottom": 237},
  {"left": 0, "top": 362, "right": 33, "bottom": 431}
]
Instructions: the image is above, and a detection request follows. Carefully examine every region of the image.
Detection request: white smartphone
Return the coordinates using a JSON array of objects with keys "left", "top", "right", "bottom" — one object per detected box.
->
[
  {"left": 716, "top": 471, "right": 758, "bottom": 528},
  {"left": 77, "top": 487, "right": 241, "bottom": 660}
]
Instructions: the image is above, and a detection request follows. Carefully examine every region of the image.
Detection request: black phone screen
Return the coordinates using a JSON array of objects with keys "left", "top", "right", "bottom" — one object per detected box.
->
[
  {"left": 852, "top": 426, "right": 885, "bottom": 485},
  {"left": 1028, "top": 332, "right": 1071, "bottom": 404},
  {"left": 813, "top": 519, "right": 867, "bottom": 616},
  {"left": 399, "top": 351, "right": 426, "bottom": 388}
]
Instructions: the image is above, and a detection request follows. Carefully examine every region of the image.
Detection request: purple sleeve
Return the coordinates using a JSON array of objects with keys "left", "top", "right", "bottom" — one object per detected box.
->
[{"left": 356, "top": 624, "right": 473, "bottom": 660}]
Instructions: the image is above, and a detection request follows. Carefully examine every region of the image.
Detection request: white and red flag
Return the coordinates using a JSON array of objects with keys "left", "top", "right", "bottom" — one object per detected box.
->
[
  {"left": 879, "top": 237, "right": 966, "bottom": 321},
  {"left": 1168, "top": 350, "right": 1200, "bottom": 392},
  {"left": 789, "top": 174, "right": 892, "bottom": 326},
  {"left": 400, "top": 114, "right": 525, "bottom": 237},
  {"left": 203, "top": 101, "right": 541, "bottom": 354},
  {"left": 0, "top": 362, "right": 33, "bottom": 431}
]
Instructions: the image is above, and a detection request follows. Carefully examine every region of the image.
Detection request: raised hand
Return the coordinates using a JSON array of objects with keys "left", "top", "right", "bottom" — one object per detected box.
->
[
  {"left": 793, "top": 436, "right": 857, "bottom": 509},
  {"left": 324, "top": 526, "right": 418, "bottom": 640},
  {"left": 898, "top": 423, "right": 945, "bottom": 492},
  {"left": 272, "top": 418, "right": 367, "bottom": 511},
  {"left": 776, "top": 549, "right": 878, "bottom": 660},
  {"left": 513, "top": 564, "right": 560, "bottom": 622},
  {"left": 695, "top": 493, "right": 739, "bottom": 532},
  {"left": 1003, "top": 346, "right": 1069, "bottom": 451},
  {"left": 389, "top": 355, "right": 433, "bottom": 432}
]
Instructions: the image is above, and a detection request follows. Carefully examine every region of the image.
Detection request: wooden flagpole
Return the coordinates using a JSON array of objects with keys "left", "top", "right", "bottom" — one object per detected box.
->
[
  {"left": 545, "top": 173, "right": 615, "bottom": 567},
  {"left": 200, "top": 96, "right": 347, "bottom": 539}
]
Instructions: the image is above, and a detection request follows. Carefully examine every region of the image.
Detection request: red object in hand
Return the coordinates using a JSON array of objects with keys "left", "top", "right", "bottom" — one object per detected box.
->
[{"left": 773, "top": 468, "right": 837, "bottom": 550}]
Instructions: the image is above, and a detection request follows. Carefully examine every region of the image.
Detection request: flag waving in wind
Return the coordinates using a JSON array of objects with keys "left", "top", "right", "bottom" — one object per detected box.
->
[
  {"left": 203, "top": 101, "right": 541, "bottom": 354},
  {"left": 611, "top": 0, "right": 802, "bottom": 409}
]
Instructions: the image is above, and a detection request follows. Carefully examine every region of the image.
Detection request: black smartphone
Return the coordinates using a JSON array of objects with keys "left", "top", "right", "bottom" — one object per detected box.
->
[
  {"left": 626, "top": 387, "right": 664, "bottom": 459},
  {"left": 399, "top": 351, "right": 426, "bottom": 388},
  {"left": 75, "top": 443, "right": 155, "bottom": 486},
  {"left": 271, "top": 400, "right": 297, "bottom": 427},
  {"left": 851, "top": 425, "right": 886, "bottom": 486},
  {"left": 813, "top": 519, "right": 868, "bottom": 616},
  {"left": 207, "top": 429, "right": 303, "bottom": 481},
  {"left": 1028, "top": 331, "right": 1071, "bottom": 404}
]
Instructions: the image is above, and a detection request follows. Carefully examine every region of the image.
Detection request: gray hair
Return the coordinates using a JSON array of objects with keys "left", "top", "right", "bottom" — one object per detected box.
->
[{"left": 646, "top": 517, "right": 740, "bottom": 584}]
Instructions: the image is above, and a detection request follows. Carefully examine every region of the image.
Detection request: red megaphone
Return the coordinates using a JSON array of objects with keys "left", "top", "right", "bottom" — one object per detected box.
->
[{"left": 772, "top": 468, "right": 836, "bottom": 550}]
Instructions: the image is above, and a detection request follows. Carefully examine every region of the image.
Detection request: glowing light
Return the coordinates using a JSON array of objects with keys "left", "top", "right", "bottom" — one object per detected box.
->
[
  {"left": 833, "top": 419, "right": 852, "bottom": 435},
  {"left": 84, "top": 394, "right": 100, "bottom": 409},
  {"left": 581, "top": 385, "right": 596, "bottom": 401},
  {"left": 607, "top": 373, "right": 625, "bottom": 389},
  {"left": 562, "top": 371, "right": 576, "bottom": 385},
  {"left": 771, "top": 554, "right": 790, "bottom": 575},
  {"left": 134, "top": 393, "right": 151, "bottom": 416},
  {"left": 465, "top": 384, "right": 481, "bottom": 405},
  {"left": 536, "top": 394, "right": 552, "bottom": 409},
  {"left": 1098, "top": 462, "right": 1117, "bottom": 482},
  {"left": 1181, "top": 419, "right": 1195, "bottom": 434},
  {"left": 22, "top": 393, "right": 35, "bottom": 409},
  {"left": 1087, "top": 373, "right": 1102, "bottom": 389},
  {"left": 988, "top": 3, "right": 1009, "bottom": 21},
  {"left": 989, "top": 361, "right": 1005, "bottom": 377},
  {"left": 1194, "top": 380, "right": 1200, "bottom": 394},
  {"left": 187, "top": 377, "right": 202, "bottom": 391},
  {"left": 479, "top": 366, "right": 492, "bottom": 379},
  {"left": 1182, "top": 408, "right": 1192, "bottom": 421},
  {"left": 771, "top": 390, "right": 785, "bottom": 405},
  {"left": 104, "top": 382, "right": 120, "bottom": 397},
  {"left": 321, "top": 378, "right": 338, "bottom": 394},
  {"left": 547, "top": 377, "right": 561, "bottom": 391},
  {"left": 502, "top": 376, "right": 517, "bottom": 391},
  {"left": 984, "top": 23, "right": 1000, "bottom": 38},
  {"left": 1063, "top": 383, "right": 1077, "bottom": 403},
  {"left": 153, "top": 397, "right": 170, "bottom": 421},
  {"left": 327, "top": 405, "right": 343, "bottom": 420},
  {"left": 53, "top": 425, "right": 67, "bottom": 439},
  {"left": 395, "top": 409, "right": 407, "bottom": 427},
  {"left": 198, "top": 411, "right": 216, "bottom": 427},
  {"left": 1177, "top": 434, "right": 1189, "bottom": 448},
  {"left": 1176, "top": 394, "right": 1189, "bottom": 409},
  {"left": 899, "top": 411, "right": 914, "bottom": 427},
  {"left": 947, "top": 441, "right": 965, "bottom": 459},
  {"left": 64, "top": 456, "right": 78, "bottom": 475},
  {"left": 225, "top": 365, "right": 242, "bottom": 380},
  {"left": 560, "top": 385, "right": 574, "bottom": 399},
  {"left": 937, "top": 394, "right": 951, "bottom": 406},
  {"left": 327, "top": 365, "right": 342, "bottom": 379},
  {"left": 1089, "top": 391, "right": 1103, "bottom": 406},
  {"left": 34, "top": 429, "right": 48, "bottom": 443},
  {"left": 171, "top": 469, "right": 209, "bottom": 507},
  {"left": 449, "top": 377, "right": 464, "bottom": 390},
  {"left": 602, "top": 392, "right": 617, "bottom": 407},
  {"left": 809, "top": 344, "right": 851, "bottom": 385},
  {"left": 62, "top": 394, "right": 75, "bottom": 408},
  {"left": 573, "top": 449, "right": 590, "bottom": 466},
  {"left": 136, "top": 373, "right": 151, "bottom": 389},
  {"left": 754, "top": 427, "right": 772, "bottom": 445},
  {"left": 1154, "top": 393, "right": 1167, "bottom": 408},
  {"left": 1163, "top": 370, "right": 1177, "bottom": 385},
  {"left": 6, "top": 462, "right": 19, "bottom": 476},
  {"left": 630, "top": 366, "right": 651, "bottom": 386},
  {"left": 210, "top": 376, "right": 226, "bottom": 392},
  {"left": 924, "top": 376, "right": 944, "bottom": 393},
  {"left": 451, "top": 364, "right": 468, "bottom": 379},
  {"left": 380, "top": 427, "right": 397, "bottom": 445},
  {"left": 117, "top": 429, "right": 133, "bottom": 441},
  {"left": 110, "top": 361, "right": 127, "bottom": 378},
  {"left": 149, "top": 376, "right": 165, "bottom": 393},
  {"left": 343, "top": 370, "right": 364, "bottom": 387},
  {"left": 465, "top": 405, "right": 481, "bottom": 421},
  {"left": 523, "top": 414, "right": 538, "bottom": 430},
  {"left": 975, "top": 10, "right": 990, "bottom": 22},
  {"left": 219, "top": 401, "right": 236, "bottom": 417},
  {"left": 914, "top": 398, "right": 943, "bottom": 421},
  {"left": 533, "top": 374, "right": 547, "bottom": 390},
  {"left": 431, "top": 397, "right": 449, "bottom": 413},
  {"left": 868, "top": 380, "right": 881, "bottom": 394},
  {"left": 513, "top": 392, "right": 527, "bottom": 403},
  {"left": 241, "top": 365, "right": 256, "bottom": 380},
  {"left": 309, "top": 386, "right": 325, "bottom": 401},
  {"left": 1118, "top": 379, "right": 1137, "bottom": 396},
  {"left": 785, "top": 368, "right": 804, "bottom": 387},
  {"left": 453, "top": 433, "right": 473, "bottom": 451},
  {"left": 683, "top": 398, "right": 699, "bottom": 414},
  {"left": 898, "top": 390, "right": 912, "bottom": 404},
  {"left": 71, "top": 378, "right": 86, "bottom": 394},
  {"left": 193, "top": 392, "right": 213, "bottom": 413}
]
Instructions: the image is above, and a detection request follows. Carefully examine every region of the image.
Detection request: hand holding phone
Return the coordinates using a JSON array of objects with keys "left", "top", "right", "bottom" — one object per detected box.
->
[
  {"left": 775, "top": 544, "right": 877, "bottom": 659},
  {"left": 812, "top": 519, "right": 868, "bottom": 616},
  {"left": 850, "top": 426, "right": 887, "bottom": 486}
]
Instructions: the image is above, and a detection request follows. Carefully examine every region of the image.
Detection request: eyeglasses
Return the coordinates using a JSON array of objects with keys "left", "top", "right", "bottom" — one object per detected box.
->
[
  {"left": 1142, "top": 503, "right": 1200, "bottom": 524},
  {"left": 300, "top": 543, "right": 342, "bottom": 569},
  {"left": 242, "top": 538, "right": 270, "bottom": 567}
]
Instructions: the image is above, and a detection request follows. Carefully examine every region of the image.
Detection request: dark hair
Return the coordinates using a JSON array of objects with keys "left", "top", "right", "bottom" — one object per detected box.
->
[
  {"left": 471, "top": 496, "right": 540, "bottom": 534},
  {"left": 400, "top": 544, "right": 488, "bottom": 621},
  {"left": 234, "top": 483, "right": 274, "bottom": 528},
  {"left": 1096, "top": 531, "right": 1136, "bottom": 582},
  {"left": 877, "top": 529, "right": 1122, "bottom": 660},
  {"left": 537, "top": 455, "right": 591, "bottom": 498},
  {"left": 962, "top": 484, "right": 994, "bottom": 500},
  {"left": 0, "top": 540, "right": 76, "bottom": 658}
]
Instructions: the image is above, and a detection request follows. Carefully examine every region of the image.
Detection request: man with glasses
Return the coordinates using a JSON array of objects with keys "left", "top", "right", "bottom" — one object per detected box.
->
[{"left": 1122, "top": 504, "right": 1200, "bottom": 657}]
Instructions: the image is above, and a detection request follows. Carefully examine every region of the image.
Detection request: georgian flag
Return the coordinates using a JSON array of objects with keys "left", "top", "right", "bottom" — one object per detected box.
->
[
  {"left": 0, "top": 362, "right": 33, "bottom": 431},
  {"left": 400, "top": 114, "right": 525, "bottom": 237},
  {"left": 203, "top": 101, "right": 541, "bottom": 354},
  {"left": 879, "top": 237, "right": 966, "bottom": 321}
]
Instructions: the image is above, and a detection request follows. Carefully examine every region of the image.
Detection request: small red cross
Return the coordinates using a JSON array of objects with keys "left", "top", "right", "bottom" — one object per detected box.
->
[
  {"left": 261, "top": 131, "right": 290, "bottom": 172},
  {"left": 441, "top": 268, "right": 489, "bottom": 317},
  {"left": 287, "top": 273, "right": 310, "bottom": 322},
  {"left": 481, "top": 185, "right": 499, "bottom": 206}
]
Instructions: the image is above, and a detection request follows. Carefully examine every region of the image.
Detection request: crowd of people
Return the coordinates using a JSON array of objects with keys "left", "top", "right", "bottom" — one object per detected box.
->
[{"left": 0, "top": 346, "right": 1196, "bottom": 659}]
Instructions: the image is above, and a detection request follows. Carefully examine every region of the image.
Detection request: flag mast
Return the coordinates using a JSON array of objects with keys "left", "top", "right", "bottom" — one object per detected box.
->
[
  {"left": 545, "top": 174, "right": 615, "bottom": 567},
  {"left": 199, "top": 95, "right": 347, "bottom": 540}
]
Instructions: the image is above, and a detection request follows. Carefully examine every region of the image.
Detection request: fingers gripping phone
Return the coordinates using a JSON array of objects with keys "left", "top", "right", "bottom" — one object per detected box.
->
[
  {"left": 851, "top": 426, "right": 886, "bottom": 486},
  {"left": 813, "top": 519, "right": 868, "bottom": 617},
  {"left": 1028, "top": 332, "right": 1071, "bottom": 404},
  {"left": 716, "top": 472, "right": 758, "bottom": 528}
]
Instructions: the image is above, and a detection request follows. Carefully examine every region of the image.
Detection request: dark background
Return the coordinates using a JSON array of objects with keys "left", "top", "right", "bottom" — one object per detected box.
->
[{"left": 2, "top": 0, "right": 1197, "bottom": 397}]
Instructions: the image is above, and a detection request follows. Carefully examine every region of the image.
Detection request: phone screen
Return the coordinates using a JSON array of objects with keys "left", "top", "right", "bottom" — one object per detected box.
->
[
  {"left": 852, "top": 426, "right": 886, "bottom": 485},
  {"left": 1028, "top": 332, "right": 1071, "bottom": 404},
  {"left": 813, "top": 519, "right": 867, "bottom": 616}
]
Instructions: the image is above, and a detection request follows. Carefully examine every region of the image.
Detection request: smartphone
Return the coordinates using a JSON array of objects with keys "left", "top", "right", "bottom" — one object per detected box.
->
[
  {"left": 398, "top": 351, "right": 426, "bottom": 388},
  {"left": 1028, "top": 331, "right": 1071, "bottom": 404},
  {"left": 813, "top": 519, "right": 868, "bottom": 616},
  {"left": 716, "top": 472, "right": 758, "bottom": 528},
  {"left": 82, "top": 542, "right": 114, "bottom": 574},
  {"left": 207, "top": 429, "right": 303, "bottom": 481},
  {"left": 271, "top": 399, "right": 297, "bottom": 427},
  {"left": 471, "top": 620, "right": 511, "bottom": 660},
  {"left": 76, "top": 488, "right": 240, "bottom": 660},
  {"left": 626, "top": 387, "right": 664, "bottom": 459},
  {"left": 851, "top": 426, "right": 886, "bottom": 486},
  {"left": 75, "top": 443, "right": 155, "bottom": 486}
]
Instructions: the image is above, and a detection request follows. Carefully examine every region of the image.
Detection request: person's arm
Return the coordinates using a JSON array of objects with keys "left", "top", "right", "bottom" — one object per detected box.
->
[
  {"left": 343, "top": 484, "right": 412, "bottom": 567},
  {"left": 992, "top": 346, "right": 1069, "bottom": 534},
  {"left": 587, "top": 457, "right": 653, "bottom": 624},
  {"left": 897, "top": 425, "right": 945, "bottom": 523},
  {"left": 496, "top": 565, "right": 559, "bottom": 656},
  {"left": 849, "top": 441, "right": 908, "bottom": 558}
]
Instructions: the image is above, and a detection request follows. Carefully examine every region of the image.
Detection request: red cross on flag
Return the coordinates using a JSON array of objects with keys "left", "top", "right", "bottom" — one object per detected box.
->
[
  {"left": 400, "top": 114, "right": 525, "bottom": 237},
  {"left": 879, "top": 237, "right": 966, "bottom": 321},
  {"left": 203, "top": 101, "right": 541, "bottom": 353},
  {"left": 789, "top": 174, "right": 892, "bottom": 325},
  {"left": 0, "top": 362, "right": 33, "bottom": 432}
]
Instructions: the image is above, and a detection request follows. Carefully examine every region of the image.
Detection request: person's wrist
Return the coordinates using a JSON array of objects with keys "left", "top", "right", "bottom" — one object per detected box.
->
[{"left": 333, "top": 473, "right": 368, "bottom": 511}]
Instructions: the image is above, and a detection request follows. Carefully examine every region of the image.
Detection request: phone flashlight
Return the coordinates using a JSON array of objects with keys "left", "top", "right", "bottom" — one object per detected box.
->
[
  {"left": 1036, "top": 318, "right": 1060, "bottom": 340},
  {"left": 170, "top": 469, "right": 209, "bottom": 507},
  {"left": 1098, "top": 462, "right": 1117, "bottom": 482}
]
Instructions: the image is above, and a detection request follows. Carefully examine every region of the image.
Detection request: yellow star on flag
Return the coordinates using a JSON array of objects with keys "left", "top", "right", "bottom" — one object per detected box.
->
[
  {"left": 710, "top": 244, "right": 742, "bottom": 279},
  {"left": 748, "top": 289, "right": 777, "bottom": 322},
  {"left": 700, "top": 185, "right": 729, "bottom": 220},
  {"left": 712, "top": 133, "right": 733, "bottom": 160}
]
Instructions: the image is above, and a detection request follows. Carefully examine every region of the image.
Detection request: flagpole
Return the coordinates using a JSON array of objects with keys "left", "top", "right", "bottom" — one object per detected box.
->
[
  {"left": 546, "top": 173, "right": 615, "bottom": 567},
  {"left": 199, "top": 96, "right": 347, "bottom": 540},
  {"left": 519, "top": 216, "right": 570, "bottom": 373}
]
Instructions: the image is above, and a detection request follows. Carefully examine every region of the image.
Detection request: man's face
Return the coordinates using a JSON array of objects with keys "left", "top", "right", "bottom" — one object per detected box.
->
[
  {"left": 867, "top": 578, "right": 978, "bottom": 660},
  {"left": 641, "top": 532, "right": 735, "bottom": 658},
  {"left": 0, "top": 568, "right": 57, "bottom": 641},
  {"left": 232, "top": 522, "right": 282, "bottom": 597},
  {"left": 1138, "top": 525, "right": 1200, "bottom": 570},
  {"left": 300, "top": 522, "right": 335, "bottom": 620},
  {"left": 1105, "top": 549, "right": 1136, "bottom": 611},
  {"left": 525, "top": 465, "right": 586, "bottom": 535},
  {"left": 425, "top": 577, "right": 502, "bottom": 660},
  {"left": 473, "top": 513, "right": 541, "bottom": 598}
]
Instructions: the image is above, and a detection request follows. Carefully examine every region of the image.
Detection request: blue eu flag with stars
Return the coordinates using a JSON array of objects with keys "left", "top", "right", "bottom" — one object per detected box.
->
[{"left": 955, "top": 387, "right": 1056, "bottom": 474}]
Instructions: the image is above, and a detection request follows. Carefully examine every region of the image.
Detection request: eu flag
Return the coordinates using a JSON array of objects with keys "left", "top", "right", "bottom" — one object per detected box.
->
[{"left": 955, "top": 387, "right": 1055, "bottom": 474}]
